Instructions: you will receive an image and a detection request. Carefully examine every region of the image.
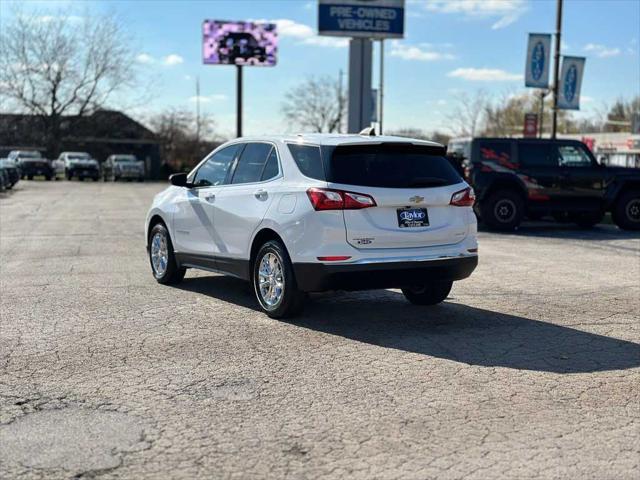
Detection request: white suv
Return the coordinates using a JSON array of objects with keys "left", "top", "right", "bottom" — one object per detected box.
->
[{"left": 145, "top": 133, "right": 478, "bottom": 318}]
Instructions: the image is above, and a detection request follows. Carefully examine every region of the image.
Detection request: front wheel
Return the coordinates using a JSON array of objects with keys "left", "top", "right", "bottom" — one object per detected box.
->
[
  {"left": 402, "top": 281, "right": 453, "bottom": 306},
  {"left": 148, "top": 223, "right": 185, "bottom": 284},
  {"left": 613, "top": 190, "right": 640, "bottom": 231},
  {"left": 253, "top": 240, "right": 305, "bottom": 318}
]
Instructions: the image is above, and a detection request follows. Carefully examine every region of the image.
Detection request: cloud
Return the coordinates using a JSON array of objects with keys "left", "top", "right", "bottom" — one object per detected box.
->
[
  {"left": 20, "top": 13, "right": 84, "bottom": 24},
  {"left": 136, "top": 53, "right": 155, "bottom": 65},
  {"left": 584, "top": 43, "right": 621, "bottom": 58},
  {"left": 163, "top": 54, "right": 184, "bottom": 66},
  {"left": 419, "top": 0, "right": 528, "bottom": 29},
  {"left": 390, "top": 41, "right": 455, "bottom": 61},
  {"left": 447, "top": 67, "right": 523, "bottom": 81},
  {"left": 189, "top": 94, "right": 227, "bottom": 103},
  {"left": 256, "top": 19, "right": 348, "bottom": 48}
]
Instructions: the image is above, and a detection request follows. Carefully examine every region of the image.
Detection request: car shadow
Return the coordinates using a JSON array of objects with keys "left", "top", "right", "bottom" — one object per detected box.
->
[
  {"left": 175, "top": 275, "right": 640, "bottom": 374},
  {"left": 479, "top": 220, "right": 640, "bottom": 242}
]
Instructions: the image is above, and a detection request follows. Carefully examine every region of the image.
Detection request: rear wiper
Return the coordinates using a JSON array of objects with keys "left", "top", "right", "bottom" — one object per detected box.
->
[{"left": 407, "top": 177, "right": 448, "bottom": 188}]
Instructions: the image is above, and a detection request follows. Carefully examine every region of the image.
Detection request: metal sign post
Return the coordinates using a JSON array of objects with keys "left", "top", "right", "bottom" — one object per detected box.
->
[
  {"left": 551, "top": 0, "right": 563, "bottom": 139},
  {"left": 236, "top": 66, "right": 243, "bottom": 138},
  {"left": 348, "top": 38, "right": 373, "bottom": 133}
]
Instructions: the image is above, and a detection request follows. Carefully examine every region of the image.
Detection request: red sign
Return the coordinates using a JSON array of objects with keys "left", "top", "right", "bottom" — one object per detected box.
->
[{"left": 523, "top": 113, "right": 538, "bottom": 138}]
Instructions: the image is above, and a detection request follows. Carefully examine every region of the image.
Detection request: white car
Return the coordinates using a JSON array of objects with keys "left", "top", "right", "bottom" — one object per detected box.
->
[
  {"left": 145, "top": 133, "right": 478, "bottom": 318},
  {"left": 58, "top": 152, "right": 100, "bottom": 181}
]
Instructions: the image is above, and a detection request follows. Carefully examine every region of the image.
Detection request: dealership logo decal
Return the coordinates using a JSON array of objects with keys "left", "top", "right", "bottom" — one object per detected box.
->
[
  {"left": 400, "top": 210, "right": 426, "bottom": 221},
  {"left": 564, "top": 64, "right": 577, "bottom": 103},
  {"left": 531, "top": 41, "right": 545, "bottom": 81}
]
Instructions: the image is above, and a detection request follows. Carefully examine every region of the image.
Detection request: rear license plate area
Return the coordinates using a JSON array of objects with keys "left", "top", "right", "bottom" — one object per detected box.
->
[{"left": 397, "top": 207, "right": 429, "bottom": 228}]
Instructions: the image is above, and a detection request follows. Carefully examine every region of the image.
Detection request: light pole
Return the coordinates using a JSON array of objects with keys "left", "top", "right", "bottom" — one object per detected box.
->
[{"left": 551, "top": 0, "right": 563, "bottom": 139}]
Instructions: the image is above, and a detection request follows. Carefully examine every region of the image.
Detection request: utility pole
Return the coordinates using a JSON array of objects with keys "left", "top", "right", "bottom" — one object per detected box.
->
[
  {"left": 551, "top": 0, "right": 563, "bottom": 139},
  {"left": 539, "top": 90, "right": 545, "bottom": 138},
  {"left": 195, "top": 76, "right": 201, "bottom": 146},
  {"left": 379, "top": 39, "right": 384, "bottom": 135},
  {"left": 338, "top": 69, "right": 344, "bottom": 132}
]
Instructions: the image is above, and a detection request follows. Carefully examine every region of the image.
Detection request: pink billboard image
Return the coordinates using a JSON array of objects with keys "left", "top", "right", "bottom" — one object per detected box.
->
[{"left": 203, "top": 20, "right": 278, "bottom": 66}]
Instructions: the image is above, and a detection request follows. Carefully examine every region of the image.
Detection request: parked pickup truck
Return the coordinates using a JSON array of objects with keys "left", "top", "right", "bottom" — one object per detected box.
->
[
  {"left": 449, "top": 137, "right": 640, "bottom": 231},
  {"left": 8, "top": 150, "right": 53, "bottom": 181}
]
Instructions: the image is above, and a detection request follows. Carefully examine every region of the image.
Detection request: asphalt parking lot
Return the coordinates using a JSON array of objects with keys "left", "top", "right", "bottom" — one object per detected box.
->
[{"left": 1, "top": 180, "right": 639, "bottom": 480}]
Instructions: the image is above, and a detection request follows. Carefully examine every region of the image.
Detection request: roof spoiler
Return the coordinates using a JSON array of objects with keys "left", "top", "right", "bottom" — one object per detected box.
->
[{"left": 358, "top": 127, "right": 376, "bottom": 136}]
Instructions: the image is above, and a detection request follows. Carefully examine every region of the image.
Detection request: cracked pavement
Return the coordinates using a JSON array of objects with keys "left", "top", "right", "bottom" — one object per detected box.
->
[{"left": 1, "top": 181, "right": 639, "bottom": 479}]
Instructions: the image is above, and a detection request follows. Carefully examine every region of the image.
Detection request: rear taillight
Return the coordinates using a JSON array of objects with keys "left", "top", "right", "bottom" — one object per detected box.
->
[
  {"left": 450, "top": 187, "right": 475, "bottom": 207},
  {"left": 307, "top": 188, "right": 376, "bottom": 211}
]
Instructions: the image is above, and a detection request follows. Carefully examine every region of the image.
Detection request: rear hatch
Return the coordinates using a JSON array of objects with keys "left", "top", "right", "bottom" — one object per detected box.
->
[{"left": 325, "top": 143, "right": 470, "bottom": 249}]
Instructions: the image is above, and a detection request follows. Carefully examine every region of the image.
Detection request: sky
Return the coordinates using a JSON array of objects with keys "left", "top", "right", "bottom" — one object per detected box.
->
[{"left": 2, "top": 0, "right": 639, "bottom": 137}]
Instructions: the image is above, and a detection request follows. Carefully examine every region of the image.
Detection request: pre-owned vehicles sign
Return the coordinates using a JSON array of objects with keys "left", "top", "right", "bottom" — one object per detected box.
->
[{"left": 318, "top": 0, "right": 405, "bottom": 38}]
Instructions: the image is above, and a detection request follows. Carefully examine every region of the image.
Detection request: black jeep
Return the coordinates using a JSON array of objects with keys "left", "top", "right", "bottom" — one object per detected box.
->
[{"left": 449, "top": 138, "right": 640, "bottom": 231}]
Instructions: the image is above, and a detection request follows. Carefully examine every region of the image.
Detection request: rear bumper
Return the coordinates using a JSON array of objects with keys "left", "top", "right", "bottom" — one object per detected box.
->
[{"left": 293, "top": 255, "right": 478, "bottom": 292}]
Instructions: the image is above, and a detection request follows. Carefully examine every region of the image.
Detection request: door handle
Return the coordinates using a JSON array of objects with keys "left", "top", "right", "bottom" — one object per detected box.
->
[
  {"left": 204, "top": 194, "right": 215, "bottom": 202},
  {"left": 254, "top": 189, "right": 268, "bottom": 200}
]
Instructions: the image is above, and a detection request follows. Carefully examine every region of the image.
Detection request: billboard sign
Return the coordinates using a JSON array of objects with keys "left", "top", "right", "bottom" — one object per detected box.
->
[
  {"left": 557, "top": 56, "right": 586, "bottom": 110},
  {"left": 318, "top": 0, "right": 405, "bottom": 39},
  {"left": 525, "top": 33, "right": 551, "bottom": 88},
  {"left": 203, "top": 20, "right": 277, "bottom": 66}
]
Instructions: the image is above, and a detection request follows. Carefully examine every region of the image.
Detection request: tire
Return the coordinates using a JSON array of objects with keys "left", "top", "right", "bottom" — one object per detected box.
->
[
  {"left": 27, "top": 175, "right": 33, "bottom": 180},
  {"left": 114, "top": 176, "right": 120, "bottom": 182},
  {"left": 148, "top": 223, "right": 186, "bottom": 284},
  {"left": 402, "top": 281, "right": 453, "bottom": 306},
  {"left": 612, "top": 190, "right": 640, "bottom": 231},
  {"left": 92, "top": 177, "right": 99, "bottom": 182},
  {"left": 252, "top": 240, "right": 305, "bottom": 318},
  {"left": 481, "top": 190, "right": 524, "bottom": 231},
  {"left": 45, "top": 175, "right": 52, "bottom": 181},
  {"left": 572, "top": 212, "right": 603, "bottom": 229},
  {"left": 66, "top": 172, "right": 72, "bottom": 181}
]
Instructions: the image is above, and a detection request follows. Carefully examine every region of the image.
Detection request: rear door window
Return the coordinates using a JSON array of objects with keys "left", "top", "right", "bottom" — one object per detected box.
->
[
  {"left": 261, "top": 148, "right": 279, "bottom": 181},
  {"left": 327, "top": 143, "right": 461, "bottom": 188},
  {"left": 231, "top": 143, "right": 273, "bottom": 184},
  {"left": 518, "top": 143, "right": 556, "bottom": 167},
  {"left": 287, "top": 144, "right": 325, "bottom": 180}
]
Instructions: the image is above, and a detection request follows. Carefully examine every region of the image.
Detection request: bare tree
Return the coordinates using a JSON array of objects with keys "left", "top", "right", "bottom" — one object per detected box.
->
[
  {"left": 0, "top": 10, "right": 137, "bottom": 155},
  {"left": 281, "top": 75, "right": 346, "bottom": 133},
  {"left": 149, "top": 108, "right": 221, "bottom": 170},
  {"left": 445, "top": 90, "right": 487, "bottom": 137}
]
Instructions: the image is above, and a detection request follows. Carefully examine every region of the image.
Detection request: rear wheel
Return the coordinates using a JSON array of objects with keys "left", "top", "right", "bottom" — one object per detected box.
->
[
  {"left": 613, "top": 190, "right": 640, "bottom": 231},
  {"left": 27, "top": 175, "right": 33, "bottom": 180},
  {"left": 148, "top": 223, "right": 185, "bottom": 284},
  {"left": 253, "top": 240, "right": 305, "bottom": 318},
  {"left": 481, "top": 190, "right": 524, "bottom": 231},
  {"left": 402, "top": 281, "right": 453, "bottom": 306}
]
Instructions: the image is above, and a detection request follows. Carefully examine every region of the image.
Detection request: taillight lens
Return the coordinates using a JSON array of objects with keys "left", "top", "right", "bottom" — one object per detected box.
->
[
  {"left": 450, "top": 187, "right": 475, "bottom": 207},
  {"left": 307, "top": 188, "right": 376, "bottom": 211}
]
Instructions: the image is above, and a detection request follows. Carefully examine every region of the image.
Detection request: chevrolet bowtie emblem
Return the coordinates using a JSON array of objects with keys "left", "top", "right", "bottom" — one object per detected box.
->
[{"left": 409, "top": 195, "right": 424, "bottom": 204}]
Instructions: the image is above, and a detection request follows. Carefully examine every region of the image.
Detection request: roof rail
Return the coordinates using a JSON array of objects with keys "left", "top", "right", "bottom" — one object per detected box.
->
[{"left": 358, "top": 126, "right": 376, "bottom": 136}]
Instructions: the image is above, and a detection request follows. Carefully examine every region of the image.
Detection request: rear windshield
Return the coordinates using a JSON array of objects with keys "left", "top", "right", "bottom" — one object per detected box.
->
[{"left": 327, "top": 143, "right": 462, "bottom": 188}]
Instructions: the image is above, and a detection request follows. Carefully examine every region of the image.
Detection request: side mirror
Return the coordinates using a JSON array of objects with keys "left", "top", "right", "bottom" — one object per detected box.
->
[{"left": 169, "top": 173, "right": 191, "bottom": 187}]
